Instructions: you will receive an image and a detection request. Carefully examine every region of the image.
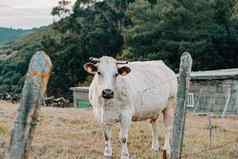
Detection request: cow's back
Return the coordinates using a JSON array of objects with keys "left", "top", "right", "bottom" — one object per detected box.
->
[{"left": 117, "top": 60, "right": 177, "bottom": 117}]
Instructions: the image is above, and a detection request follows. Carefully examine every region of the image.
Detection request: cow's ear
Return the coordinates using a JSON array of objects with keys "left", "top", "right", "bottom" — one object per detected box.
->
[
  {"left": 84, "top": 63, "right": 97, "bottom": 74},
  {"left": 118, "top": 66, "right": 131, "bottom": 76}
]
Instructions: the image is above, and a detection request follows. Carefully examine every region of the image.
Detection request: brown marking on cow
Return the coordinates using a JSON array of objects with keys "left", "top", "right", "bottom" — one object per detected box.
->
[
  {"left": 121, "top": 137, "right": 127, "bottom": 144},
  {"left": 104, "top": 132, "right": 109, "bottom": 141},
  {"left": 132, "top": 114, "right": 159, "bottom": 122},
  {"left": 150, "top": 117, "right": 158, "bottom": 123},
  {"left": 162, "top": 149, "right": 167, "bottom": 159},
  {"left": 132, "top": 115, "right": 139, "bottom": 121}
]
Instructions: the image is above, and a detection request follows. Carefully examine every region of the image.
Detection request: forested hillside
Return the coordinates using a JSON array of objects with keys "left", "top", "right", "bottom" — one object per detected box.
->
[
  {"left": 0, "top": 28, "right": 32, "bottom": 45},
  {"left": 0, "top": 26, "right": 59, "bottom": 94},
  {"left": 0, "top": 0, "right": 238, "bottom": 97}
]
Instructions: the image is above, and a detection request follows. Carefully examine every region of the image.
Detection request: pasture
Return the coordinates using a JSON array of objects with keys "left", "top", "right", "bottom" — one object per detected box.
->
[{"left": 0, "top": 101, "right": 238, "bottom": 159}]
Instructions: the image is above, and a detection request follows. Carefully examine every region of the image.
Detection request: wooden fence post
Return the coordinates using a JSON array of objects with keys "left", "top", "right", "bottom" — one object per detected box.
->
[
  {"left": 208, "top": 112, "right": 212, "bottom": 147},
  {"left": 171, "top": 52, "right": 192, "bottom": 159},
  {"left": 5, "top": 51, "right": 52, "bottom": 159}
]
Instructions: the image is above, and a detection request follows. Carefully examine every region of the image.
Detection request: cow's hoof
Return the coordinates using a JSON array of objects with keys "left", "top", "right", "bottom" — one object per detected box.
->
[
  {"left": 104, "top": 156, "right": 112, "bottom": 159},
  {"left": 152, "top": 145, "right": 160, "bottom": 152},
  {"left": 121, "top": 154, "right": 130, "bottom": 159},
  {"left": 104, "top": 148, "right": 112, "bottom": 159}
]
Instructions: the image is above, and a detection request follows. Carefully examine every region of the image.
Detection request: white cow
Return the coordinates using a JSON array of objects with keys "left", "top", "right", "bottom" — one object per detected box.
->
[{"left": 84, "top": 56, "right": 177, "bottom": 159}]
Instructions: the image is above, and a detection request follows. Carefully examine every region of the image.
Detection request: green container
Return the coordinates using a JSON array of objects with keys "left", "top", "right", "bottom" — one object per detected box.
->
[{"left": 77, "top": 99, "right": 91, "bottom": 108}]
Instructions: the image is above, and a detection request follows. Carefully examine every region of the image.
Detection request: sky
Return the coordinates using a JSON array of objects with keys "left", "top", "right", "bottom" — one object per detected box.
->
[{"left": 0, "top": 0, "right": 76, "bottom": 29}]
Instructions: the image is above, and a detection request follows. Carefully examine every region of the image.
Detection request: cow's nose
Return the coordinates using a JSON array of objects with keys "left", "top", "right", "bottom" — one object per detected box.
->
[{"left": 102, "top": 89, "right": 114, "bottom": 99}]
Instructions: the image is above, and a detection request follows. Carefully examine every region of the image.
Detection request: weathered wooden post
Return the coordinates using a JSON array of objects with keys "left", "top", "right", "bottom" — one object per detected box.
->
[
  {"left": 5, "top": 51, "right": 52, "bottom": 159},
  {"left": 170, "top": 52, "right": 192, "bottom": 159}
]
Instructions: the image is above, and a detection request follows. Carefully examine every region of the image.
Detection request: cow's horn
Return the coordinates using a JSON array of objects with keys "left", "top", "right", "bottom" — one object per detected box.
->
[
  {"left": 89, "top": 57, "right": 100, "bottom": 63},
  {"left": 116, "top": 61, "right": 128, "bottom": 64}
]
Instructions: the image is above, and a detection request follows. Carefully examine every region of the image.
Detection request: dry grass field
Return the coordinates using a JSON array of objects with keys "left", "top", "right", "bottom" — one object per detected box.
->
[{"left": 1, "top": 101, "right": 238, "bottom": 159}]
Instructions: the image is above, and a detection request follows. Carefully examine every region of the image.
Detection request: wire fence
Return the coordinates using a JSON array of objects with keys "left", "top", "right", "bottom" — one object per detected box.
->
[{"left": 180, "top": 112, "right": 238, "bottom": 159}]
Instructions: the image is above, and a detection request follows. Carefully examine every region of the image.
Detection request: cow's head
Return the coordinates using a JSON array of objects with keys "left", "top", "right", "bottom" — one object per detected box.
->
[{"left": 84, "top": 56, "right": 131, "bottom": 99}]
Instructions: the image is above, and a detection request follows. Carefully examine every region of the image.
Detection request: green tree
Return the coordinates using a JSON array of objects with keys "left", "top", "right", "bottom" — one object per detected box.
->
[
  {"left": 128, "top": 0, "right": 238, "bottom": 71},
  {"left": 44, "top": 0, "right": 127, "bottom": 95}
]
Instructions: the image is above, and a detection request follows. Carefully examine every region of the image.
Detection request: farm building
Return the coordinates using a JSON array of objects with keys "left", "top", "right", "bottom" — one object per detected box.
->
[
  {"left": 189, "top": 68, "right": 238, "bottom": 115},
  {"left": 71, "top": 68, "right": 238, "bottom": 115},
  {"left": 70, "top": 87, "right": 90, "bottom": 108}
]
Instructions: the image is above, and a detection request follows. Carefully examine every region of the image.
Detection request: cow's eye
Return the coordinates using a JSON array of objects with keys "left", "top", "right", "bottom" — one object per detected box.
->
[
  {"left": 97, "top": 71, "right": 102, "bottom": 75},
  {"left": 114, "top": 73, "right": 119, "bottom": 77}
]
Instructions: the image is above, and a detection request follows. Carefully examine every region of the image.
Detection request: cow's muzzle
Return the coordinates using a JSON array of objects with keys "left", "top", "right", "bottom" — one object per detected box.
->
[{"left": 102, "top": 89, "right": 114, "bottom": 99}]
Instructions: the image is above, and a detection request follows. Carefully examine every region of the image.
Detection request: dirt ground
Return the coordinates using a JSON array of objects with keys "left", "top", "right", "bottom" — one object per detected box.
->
[{"left": 1, "top": 101, "right": 238, "bottom": 159}]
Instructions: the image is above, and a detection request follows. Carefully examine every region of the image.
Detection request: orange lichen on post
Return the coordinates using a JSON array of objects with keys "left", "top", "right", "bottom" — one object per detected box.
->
[{"left": 28, "top": 51, "right": 52, "bottom": 96}]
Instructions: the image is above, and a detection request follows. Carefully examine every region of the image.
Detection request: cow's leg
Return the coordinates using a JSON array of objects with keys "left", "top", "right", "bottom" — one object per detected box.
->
[
  {"left": 151, "top": 119, "right": 160, "bottom": 151},
  {"left": 119, "top": 112, "right": 131, "bottom": 159},
  {"left": 163, "top": 98, "right": 176, "bottom": 157},
  {"left": 103, "top": 126, "right": 112, "bottom": 158}
]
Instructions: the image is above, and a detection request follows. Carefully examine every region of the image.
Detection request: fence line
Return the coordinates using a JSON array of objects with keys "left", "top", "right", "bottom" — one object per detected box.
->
[{"left": 182, "top": 139, "right": 236, "bottom": 158}]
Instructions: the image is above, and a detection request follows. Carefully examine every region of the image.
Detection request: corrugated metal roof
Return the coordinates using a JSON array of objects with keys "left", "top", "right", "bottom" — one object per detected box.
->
[
  {"left": 70, "top": 87, "right": 89, "bottom": 92},
  {"left": 190, "top": 68, "right": 238, "bottom": 80}
]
